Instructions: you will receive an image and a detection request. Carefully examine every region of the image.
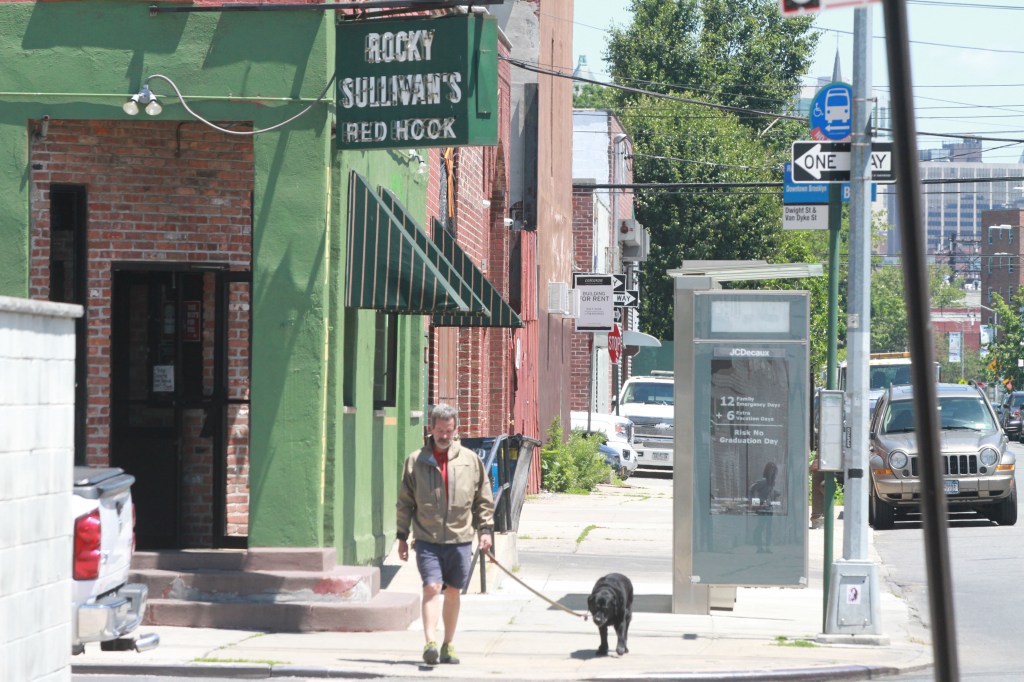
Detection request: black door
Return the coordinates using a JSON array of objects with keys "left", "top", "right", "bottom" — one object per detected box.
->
[{"left": 110, "top": 267, "right": 250, "bottom": 550}]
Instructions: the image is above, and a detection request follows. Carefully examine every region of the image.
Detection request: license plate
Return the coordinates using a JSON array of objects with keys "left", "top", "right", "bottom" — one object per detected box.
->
[
  {"left": 652, "top": 451, "right": 669, "bottom": 461},
  {"left": 944, "top": 479, "right": 959, "bottom": 495}
]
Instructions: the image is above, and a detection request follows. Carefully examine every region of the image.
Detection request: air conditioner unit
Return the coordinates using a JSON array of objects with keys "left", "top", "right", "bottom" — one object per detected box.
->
[
  {"left": 618, "top": 219, "right": 643, "bottom": 247},
  {"left": 622, "top": 227, "right": 650, "bottom": 263},
  {"left": 547, "top": 282, "right": 572, "bottom": 316}
]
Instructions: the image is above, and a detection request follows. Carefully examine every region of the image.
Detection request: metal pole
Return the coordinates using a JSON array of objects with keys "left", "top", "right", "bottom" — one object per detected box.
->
[
  {"left": 882, "top": 0, "right": 959, "bottom": 678},
  {"left": 824, "top": 6, "right": 884, "bottom": 639},
  {"left": 822, "top": 181, "right": 842, "bottom": 629},
  {"left": 587, "top": 335, "right": 594, "bottom": 432},
  {"left": 844, "top": 4, "right": 872, "bottom": 568}
]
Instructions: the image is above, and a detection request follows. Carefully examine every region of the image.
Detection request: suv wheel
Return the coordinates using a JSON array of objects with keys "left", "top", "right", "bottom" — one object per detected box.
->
[
  {"left": 990, "top": 487, "right": 1018, "bottom": 526},
  {"left": 870, "top": 488, "right": 896, "bottom": 530}
]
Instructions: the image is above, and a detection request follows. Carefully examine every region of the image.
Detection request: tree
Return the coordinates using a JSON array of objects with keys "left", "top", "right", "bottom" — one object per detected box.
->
[
  {"left": 573, "top": 83, "right": 616, "bottom": 109},
  {"left": 601, "top": 0, "right": 819, "bottom": 340},
  {"left": 871, "top": 264, "right": 964, "bottom": 353},
  {"left": 987, "top": 291, "right": 1024, "bottom": 390}
]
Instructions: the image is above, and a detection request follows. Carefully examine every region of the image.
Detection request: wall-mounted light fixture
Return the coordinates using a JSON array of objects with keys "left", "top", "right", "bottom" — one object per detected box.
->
[
  {"left": 123, "top": 84, "right": 162, "bottom": 116},
  {"left": 33, "top": 115, "right": 50, "bottom": 141}
]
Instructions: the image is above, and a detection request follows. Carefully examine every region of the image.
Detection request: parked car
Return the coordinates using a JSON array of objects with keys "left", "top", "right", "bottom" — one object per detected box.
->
[
  {"left": 570, "top": 410, "right": 638, "bottom": 479},
  {"left": 868, "top": 383, "right": 1017, "bottom": 529},
  {"left": 596, "top": 441, "right": 638, "bottom": 480},
  {"left": 72, "top": 466, "right": 159, "bottom": 655},
  {"left": 999, "top": 391, "right": 1024, "bottom": 442}
]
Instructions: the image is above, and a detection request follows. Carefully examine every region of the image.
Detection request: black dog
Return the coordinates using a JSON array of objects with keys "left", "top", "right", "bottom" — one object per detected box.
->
[{"left": 586, "top": 572, "right": 633, "bottom": 656}]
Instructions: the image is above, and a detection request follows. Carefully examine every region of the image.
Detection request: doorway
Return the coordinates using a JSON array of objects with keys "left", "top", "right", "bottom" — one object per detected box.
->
[{"left": 110, "top": 266, "right": 251, "bottom": 550}]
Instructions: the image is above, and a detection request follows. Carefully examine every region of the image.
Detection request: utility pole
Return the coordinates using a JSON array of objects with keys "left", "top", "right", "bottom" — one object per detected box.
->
[
  {"left": 881, "top": 0, "right": 960, "bottom": 677},
  {"left": 822, "top": 6, "right": 884, "bottom": 640}
]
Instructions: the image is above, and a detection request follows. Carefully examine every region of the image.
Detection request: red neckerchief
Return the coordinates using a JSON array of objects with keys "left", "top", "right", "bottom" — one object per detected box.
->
[{"left": 433, "top": 447, "right": 449, "bottom": 498}]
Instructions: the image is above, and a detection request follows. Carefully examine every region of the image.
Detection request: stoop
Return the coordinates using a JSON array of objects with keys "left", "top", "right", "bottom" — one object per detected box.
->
[{"left": 132, "top": 548, "right": 419, "bottom": 632}]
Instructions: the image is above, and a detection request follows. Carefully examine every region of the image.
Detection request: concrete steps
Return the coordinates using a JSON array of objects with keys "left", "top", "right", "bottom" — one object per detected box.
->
[{"left": 131, "top": 548, "right": 419, "bottom": 632}]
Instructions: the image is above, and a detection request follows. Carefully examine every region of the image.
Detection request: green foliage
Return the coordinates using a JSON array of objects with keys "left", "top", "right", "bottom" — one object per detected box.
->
[
  {"left": 540, "top": 418, "right": 612, "bottom": 493},
  {"left": 573, "top": 83, "right": 617, "bottom": 109},
  {"left": 871, "top": 264, "right": 964, "bottom": 353},
  {"left": 600, "top": 0, "right": 819, "bottom": 342},
  {"left": 985, "top": 291, "right": 1024, "bottom": 389}
]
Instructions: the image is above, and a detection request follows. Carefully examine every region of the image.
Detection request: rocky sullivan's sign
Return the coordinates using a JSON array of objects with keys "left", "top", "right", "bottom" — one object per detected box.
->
[{"left": 336, "top": 14, "right": 499, "bottom": 150}]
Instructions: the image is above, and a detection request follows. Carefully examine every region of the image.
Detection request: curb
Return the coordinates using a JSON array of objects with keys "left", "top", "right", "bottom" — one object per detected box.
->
[{"left": 72, "top": 662, "right": 920, "bottom": 680}]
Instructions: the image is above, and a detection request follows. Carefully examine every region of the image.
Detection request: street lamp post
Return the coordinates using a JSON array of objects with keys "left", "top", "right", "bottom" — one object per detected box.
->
[{"left": 978, "top": 303, "right": 999, "bottom": 341}]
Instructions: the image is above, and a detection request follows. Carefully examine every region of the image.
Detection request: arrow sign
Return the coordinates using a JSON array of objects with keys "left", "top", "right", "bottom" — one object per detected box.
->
[
  {"left": 614, "top": 289, "right": 639, "bottom": 308},
  {"left": 791, "top": 141, "right": 895, "bottom": 183},
  {"left": 610, "top": 274, "right": 626, "bottom": 292}
]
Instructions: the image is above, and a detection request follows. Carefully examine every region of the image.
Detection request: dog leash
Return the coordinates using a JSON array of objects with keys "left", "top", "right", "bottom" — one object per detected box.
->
[{"left": 483, "top": 550, "right": 589, "bottom": 621}]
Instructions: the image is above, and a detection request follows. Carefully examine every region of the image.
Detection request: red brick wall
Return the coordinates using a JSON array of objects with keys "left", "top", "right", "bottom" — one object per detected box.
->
[
  {"left": 29, "top": 119, "right": 253, "bottom": 545},
  {"left": 424, "top": 40, "right": 516, "bottom": 440},
  {"left": 981, "top": 210, "right": 1024, "bottom": 310},
  {"left": 570, "top": 187, "right": 596, "bottom": 411}
]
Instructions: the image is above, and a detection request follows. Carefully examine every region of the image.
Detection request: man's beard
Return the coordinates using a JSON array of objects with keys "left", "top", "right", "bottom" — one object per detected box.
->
[{"left": 435, "top": 437, "right": 451, "bottom": 450}]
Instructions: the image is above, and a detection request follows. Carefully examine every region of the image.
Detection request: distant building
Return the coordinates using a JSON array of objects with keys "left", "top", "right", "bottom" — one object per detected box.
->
[
  {"left": 980, "top": 210, "right": 1024, "bottom": 315},
  {"left": 883, "top": 139, "right": 1024, "bottom": 284}
]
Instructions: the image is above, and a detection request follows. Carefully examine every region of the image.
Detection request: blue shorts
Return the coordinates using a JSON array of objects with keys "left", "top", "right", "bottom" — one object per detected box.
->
[{"left": 414, "top": 540, "right": 473, "bottom": 590}]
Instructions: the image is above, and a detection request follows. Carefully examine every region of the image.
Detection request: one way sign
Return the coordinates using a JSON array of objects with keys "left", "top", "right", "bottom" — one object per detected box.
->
[
  {"left": 614, "top": 289, "right": 639, "bottom": 308},
  {"left": 791, "top": 141, "right": 895, "bottom": 184}
]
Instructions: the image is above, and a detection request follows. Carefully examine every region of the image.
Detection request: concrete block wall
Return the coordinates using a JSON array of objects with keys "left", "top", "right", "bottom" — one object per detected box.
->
[{"left": 0, "top": 296, "right": 83, "bottom": 682}]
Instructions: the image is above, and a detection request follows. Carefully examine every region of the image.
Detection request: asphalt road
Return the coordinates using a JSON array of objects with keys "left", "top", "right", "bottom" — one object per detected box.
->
[{"left": 873, "top": 440, "right": 1024, "bottom": 680}]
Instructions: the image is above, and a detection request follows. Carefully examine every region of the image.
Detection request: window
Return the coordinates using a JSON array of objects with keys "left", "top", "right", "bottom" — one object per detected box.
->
[
  {"left": 373, "top": 312, "right": 398, "bottom": 409},
  {"left": 343, "top": 310, "right": 358, "bottom": 407}
]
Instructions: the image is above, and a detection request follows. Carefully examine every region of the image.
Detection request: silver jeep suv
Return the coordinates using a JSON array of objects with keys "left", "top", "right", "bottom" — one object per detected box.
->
[{"left": 869, "top": 382, "right": 1017, "bottom": 529}]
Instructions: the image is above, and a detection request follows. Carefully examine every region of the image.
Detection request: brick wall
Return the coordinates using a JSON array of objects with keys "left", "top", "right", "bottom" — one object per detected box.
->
[
  {"left": 570, "top": 188, "right": 596, "bottom": 411},
  {"left": 0, "top": 296, "right": 82, "bottom": 682},
  {"left": 28, "top": 119, "right": 253, "bottom": 545},
  {"left": 425, "top": 41, "right": 515, "bottom": 439},
  {"left": 981, "top": 210, "right": 1024, "bottom": 310}
]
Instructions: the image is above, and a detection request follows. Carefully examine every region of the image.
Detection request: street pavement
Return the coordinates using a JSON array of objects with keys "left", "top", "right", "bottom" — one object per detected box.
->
[{"left": 73, "top": 475, "right": 933, "bottom": 681}]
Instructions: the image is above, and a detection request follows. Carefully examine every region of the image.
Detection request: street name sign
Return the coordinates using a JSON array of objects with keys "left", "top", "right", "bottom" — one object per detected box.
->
[
  {"left": 791, "top": 141, "right": 895, "bottom": 183},
  {"left": 783, "top": 162, "right": 876, "bottom": 205},
  {"left": 783, "top": 204, "right": 829, "bottom": 231}
]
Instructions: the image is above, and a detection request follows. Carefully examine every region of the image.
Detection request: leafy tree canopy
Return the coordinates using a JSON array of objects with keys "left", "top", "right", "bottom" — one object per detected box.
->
[
  {"left": 986, "top": 291, "right": 1024, "bottom": 389},
  {"left": 871, "top": 264, "right": 964, "bottom": 353},
  {"left": 601, "top": 0, "right": 819, "bottom": 341}
]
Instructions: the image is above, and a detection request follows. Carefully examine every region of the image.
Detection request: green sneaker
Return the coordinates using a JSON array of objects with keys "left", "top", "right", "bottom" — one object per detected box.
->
[
  {"left": 422, "top": 641, "right": 439, "bottom": 665},
  {"left": 440, "top": 642, "right": 459, "bottom": 664}
]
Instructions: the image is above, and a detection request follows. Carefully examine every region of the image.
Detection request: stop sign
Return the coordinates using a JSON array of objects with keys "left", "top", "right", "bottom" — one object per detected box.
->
[{"left": 608, "top": 324, "right": 622, "bottom": 363}]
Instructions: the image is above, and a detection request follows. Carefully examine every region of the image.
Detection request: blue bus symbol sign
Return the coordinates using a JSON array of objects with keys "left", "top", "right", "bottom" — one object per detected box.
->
[{"left": 809, "top": 82, "right": 852, "bottom": 141}]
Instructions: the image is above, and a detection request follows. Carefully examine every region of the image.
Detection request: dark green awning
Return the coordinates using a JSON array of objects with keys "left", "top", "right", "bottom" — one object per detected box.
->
[
  {"left": 378, "top": 189, "right": 491, "bottom": 321},
  {"left": 345, "top": 172, "right": 487, "bottom": 316},
  {"left": 430, "top": 219, "right": 524, "bottom": 329}
]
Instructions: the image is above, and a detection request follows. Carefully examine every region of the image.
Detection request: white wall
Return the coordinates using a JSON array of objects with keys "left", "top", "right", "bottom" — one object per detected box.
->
[{"left": 0, "top": 296, "right": 82, "bottom": 682}]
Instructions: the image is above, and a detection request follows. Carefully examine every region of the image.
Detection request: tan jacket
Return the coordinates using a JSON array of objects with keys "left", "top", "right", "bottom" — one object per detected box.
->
[{"left": 396, "top": 439, "right": 495, "bottom": 545}]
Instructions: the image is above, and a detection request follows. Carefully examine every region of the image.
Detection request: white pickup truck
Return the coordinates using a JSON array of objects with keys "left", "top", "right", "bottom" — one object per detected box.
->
[
  {"left": 72, "top": 466, "right": 158, "bottom": 655},
  {"left": 614, "top": 372, "right": 675, "bottom": 470}
]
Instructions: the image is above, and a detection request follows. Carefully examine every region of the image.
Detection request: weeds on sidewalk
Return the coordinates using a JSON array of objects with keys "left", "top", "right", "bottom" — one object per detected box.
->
[{"left": 773, "top": 635, "right": 818, "bottom": 648}]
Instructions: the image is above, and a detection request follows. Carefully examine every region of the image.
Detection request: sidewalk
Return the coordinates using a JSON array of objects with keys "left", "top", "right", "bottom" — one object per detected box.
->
[{"left": 73, "top": 476, "right": 933, "bottom": 681}]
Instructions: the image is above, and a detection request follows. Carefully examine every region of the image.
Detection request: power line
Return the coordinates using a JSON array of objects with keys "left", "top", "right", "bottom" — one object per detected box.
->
[{"left": 518, "top": 56, "right": 1024, "bottom": 144}]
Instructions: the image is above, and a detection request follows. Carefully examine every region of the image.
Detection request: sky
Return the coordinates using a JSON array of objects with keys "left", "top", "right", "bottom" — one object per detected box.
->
[{"left": 571, "top": 0, "right": 1024, "bottom": 163}]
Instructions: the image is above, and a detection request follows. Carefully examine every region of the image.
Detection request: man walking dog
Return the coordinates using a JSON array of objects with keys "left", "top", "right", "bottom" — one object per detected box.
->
[{"left": 396, "top": 403, "right": 494, "bottom": 665}]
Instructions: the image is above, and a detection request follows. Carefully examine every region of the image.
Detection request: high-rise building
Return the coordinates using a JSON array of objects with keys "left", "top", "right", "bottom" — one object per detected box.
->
[{"left": 883, "top": 137, "right": 1024, "bottom": 285}]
